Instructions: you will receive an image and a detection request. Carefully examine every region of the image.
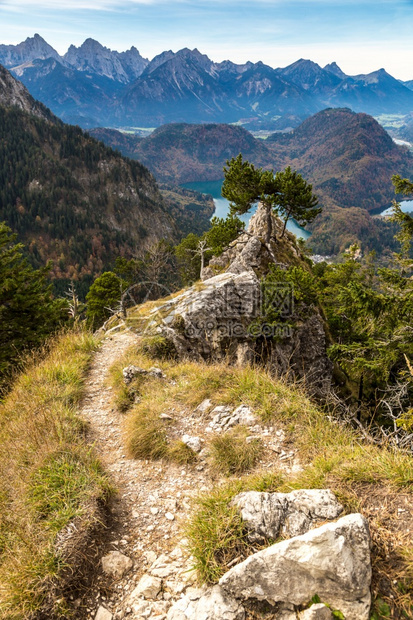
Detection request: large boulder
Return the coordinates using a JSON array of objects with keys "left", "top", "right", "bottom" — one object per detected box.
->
[
  {"left": 146, "top": 271, "right": 261, "bottom": 362},
  {"left": 232, "top": 489, "right": 343, "bottom": 542},
  {"left": 219, "top": 513, "right": 372, "bottom": 620}
]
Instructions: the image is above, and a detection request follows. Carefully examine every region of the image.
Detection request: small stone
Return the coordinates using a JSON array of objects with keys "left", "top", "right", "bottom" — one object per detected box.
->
[
  {"left": 122, "top": 365, "right": 145, "bottom": 384},
  {"left": 196, "top": 399, "right": 213, "bottom": 413},
  {"left": 132, "top": 574, "right": 162, "bottom": 599},
  {"left": 144, "top": 550, "right": 157, "bottom": 564},
  {"left": 149, "top": 367, "right": 165, "bottom": 378},
  {"left": 131, "top": 600, "right": 153, "bottom": 617},
  {"left": 181, "top": 434, "right": 202, "bottom": 453},
  {"left": 165, "top": 512, "right": 175, "bottom": 521},
  {"left": 151, "top": 507, "right": 159, "bottom": 515},
  {"left": 95, "top": 606, "right": 113, "bottom": 620},
  {"left": 101, "top": 551, "right": 133, "bottom": 580},
  {"left": 299, "top": 603, "right": 333, "bottom": 619}
]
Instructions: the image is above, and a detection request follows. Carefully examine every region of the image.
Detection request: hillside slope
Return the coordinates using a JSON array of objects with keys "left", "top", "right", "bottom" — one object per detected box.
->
[
  {"left": 91, "top": 123, "right": 279, "bottom": 184},
  {"left": 93, "top": 109, "right": 413, "bottom": 215},
  {"left": 0, "top": 64, "right": 181, "bottom": 287},
  {"left": 0, "top": 104, "right": 176, "bottom": 282},
  {"left": 267, "top": 107, "right": 413, "bottom": 213}
]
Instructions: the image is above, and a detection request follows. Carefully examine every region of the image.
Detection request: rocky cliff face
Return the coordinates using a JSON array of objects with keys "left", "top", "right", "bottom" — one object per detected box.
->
[
  {"left": 0, "top": 33, "right": 60, "bottom": 68},
  {"left": 0, "top": 63, "right": 53, "bottom": 120},
  {"left": 64, "top": 38, "right": 148, "bottom": 83},
  {"left": 144, "top": 205, "right": 333, "bottom": 395}
]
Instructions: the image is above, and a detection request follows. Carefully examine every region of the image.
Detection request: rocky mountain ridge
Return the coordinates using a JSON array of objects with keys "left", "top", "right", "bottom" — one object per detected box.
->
[
  {"left": 1, "top": 35, "right": 413, "bottom": 127},
  {"left": 0, "top": 62, "right": 54, "bottom": 120},
  {"left": 64, "top": 38, "right": 149, "bottom": 83}
]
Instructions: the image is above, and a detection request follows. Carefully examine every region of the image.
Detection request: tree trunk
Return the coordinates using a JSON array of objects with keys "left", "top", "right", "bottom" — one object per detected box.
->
[
  {"left": 265, "top": 204, "right": 273, "bottom": 245},
  {"left": 281, "top": 216, "right": 289, "bottom": 238}
]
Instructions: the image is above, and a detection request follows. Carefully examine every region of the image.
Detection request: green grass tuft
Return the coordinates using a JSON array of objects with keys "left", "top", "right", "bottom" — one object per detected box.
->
[
  {"left": 168, "top": 440, "right": 197, "bottom": 465},
  {"left": 209, "top": 427, "right": 263, "bottom": 476}
]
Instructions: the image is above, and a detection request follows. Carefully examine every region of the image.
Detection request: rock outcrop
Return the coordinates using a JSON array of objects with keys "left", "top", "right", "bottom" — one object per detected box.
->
[
  {"left": 145, "top": 204, "right": 332, "bottom": 394},
  {"left": 219, "top": 513, "right": 372, "bottom": 620},
  {"left": 232, "top": 489, "right": 343, "bottom": 542}
]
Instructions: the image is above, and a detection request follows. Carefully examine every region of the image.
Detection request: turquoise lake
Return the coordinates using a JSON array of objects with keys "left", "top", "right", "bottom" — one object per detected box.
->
[
  {"left": 183, "top": 180, "right": 312, "bottom": 240},
  {"left": 380, "top": 200, "right": 413, "bottom": 217}
]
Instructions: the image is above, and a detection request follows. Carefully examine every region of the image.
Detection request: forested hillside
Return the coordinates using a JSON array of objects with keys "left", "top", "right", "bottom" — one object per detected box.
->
[
  {"left": 90, "top": 124, "right": 276, "bottom": 184},
  {"left": 0, "top": 104, "right": 178, "bottom": 290},
  {"left": 92, "top": 110, "right": 413, "bottom": 255},
  {"left": 266, "top": 108, "right": 413, "bottom": 213}
]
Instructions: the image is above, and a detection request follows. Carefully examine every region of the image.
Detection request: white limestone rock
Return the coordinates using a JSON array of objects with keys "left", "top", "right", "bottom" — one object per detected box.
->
[
  {"left": 132, "top": 574, "right": 162, "bottom": 599},
  {"left": 207, "top": 404, "right": 257, "bottom": 432},
  {"left": 299, "top": 604, "right": 333, "bottom": 619},
  {"left": 181, "top": 434, "right": 202, "bottom": 452},
  {"left": 166, "top": 585, "right": 245, "bottom": 620},
  {"left": 101, "top": 550, "right": 133, "bottom": 579},
  {"left": 232, "top": 489, "right": 343, "bottom": 542},
  {"left": 196, "top": 399, "right": 213, "bottom": 413},
  {"left": 95, "top": 606, "right": 113, "bottom": 620},
  {"left": 219, "top": 513, "right": 372, "bottom": 620}
]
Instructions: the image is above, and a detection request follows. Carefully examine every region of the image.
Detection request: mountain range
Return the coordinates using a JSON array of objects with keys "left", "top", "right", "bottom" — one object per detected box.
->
[{"left": 1, "top": 34, "right": 413, "bottom": 128}]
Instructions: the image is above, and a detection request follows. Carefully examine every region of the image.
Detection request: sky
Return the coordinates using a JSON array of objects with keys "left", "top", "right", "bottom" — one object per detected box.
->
[{"left": 0, "top": 0, "right": 412, "bottom": 80}]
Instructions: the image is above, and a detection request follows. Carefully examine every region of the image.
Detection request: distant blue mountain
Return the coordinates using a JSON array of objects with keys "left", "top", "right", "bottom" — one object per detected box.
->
[{"left": 1, "top": 35, "right": 413, "bottom": 128}]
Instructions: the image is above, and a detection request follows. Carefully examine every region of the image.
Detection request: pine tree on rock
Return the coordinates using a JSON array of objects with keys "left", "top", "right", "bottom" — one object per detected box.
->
[{"left": 222, "top": 154, "right": 320, "bottom": 245}]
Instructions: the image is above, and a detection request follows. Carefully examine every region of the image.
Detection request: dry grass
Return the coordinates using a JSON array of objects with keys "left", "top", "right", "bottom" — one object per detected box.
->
[
  {"left": 0, "top": 329, "right": 111, "bottom": 619},
  {"left": 168, "top": 440, "right": 198, "bottom": 465},
  {"left": 209, "top": 427, "right": 263, "bottom": 476},
  {"left": 108, "top": 344, "right": 413, "bottom": 618},
  {"left": 126, "top": 405, "right": 169, "bottom": 460}
]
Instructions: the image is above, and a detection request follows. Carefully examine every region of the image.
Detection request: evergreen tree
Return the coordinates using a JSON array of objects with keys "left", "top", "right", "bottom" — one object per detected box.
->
[
  {"left": 86, "top": 271, "right": 126, "bottom": 330},
  {"left": 0, "top": 222, "right": 65, "bottom": 385},
  {"left": 222, "top": 154, "right": 320, "bottom": 244},
  {"left": 205, "top": 215, "right": 245, "bottom": 256}
]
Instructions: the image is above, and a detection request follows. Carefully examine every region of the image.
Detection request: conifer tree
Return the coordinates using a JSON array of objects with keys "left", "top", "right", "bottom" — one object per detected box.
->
[
  {"left": 0, "top": 222, "right": 65, "bottom": 385},
  {"left": 222, "top": 154, "right": 320, "bottom": 244},
  {"left": 86, "top": 271, "right": 126, "bottom": 330}
]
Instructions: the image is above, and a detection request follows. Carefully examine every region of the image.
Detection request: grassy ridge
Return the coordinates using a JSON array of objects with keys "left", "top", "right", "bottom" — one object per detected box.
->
[
  {"left": 109, "top": 343, "right": 413, "bottom": 618},
  {"left": 0, "top": 330, "right": 110, "bottom": 619}
]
